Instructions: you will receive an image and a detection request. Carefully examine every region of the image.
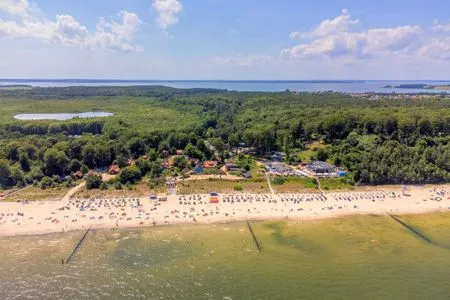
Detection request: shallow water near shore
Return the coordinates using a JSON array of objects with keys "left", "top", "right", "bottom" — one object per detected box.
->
[{"left": 1, "top": 213, "right": 450, "bottom": 299}]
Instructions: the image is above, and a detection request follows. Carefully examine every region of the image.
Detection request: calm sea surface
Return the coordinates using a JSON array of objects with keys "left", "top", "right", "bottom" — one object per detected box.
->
[
  {"left": 1, "top": 80, "right": 450, "bottom": 93},
  {"left": 1, "top": 214, "right": 450, "bottom": 299}
]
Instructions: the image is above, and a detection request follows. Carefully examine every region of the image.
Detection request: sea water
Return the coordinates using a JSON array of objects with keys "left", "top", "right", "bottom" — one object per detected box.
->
[
  {"left": 2, "top": 79, "right": 450, "bottom": 93},
  {"left": 1, "top": 215, "right": 450, "bottom": 299}
]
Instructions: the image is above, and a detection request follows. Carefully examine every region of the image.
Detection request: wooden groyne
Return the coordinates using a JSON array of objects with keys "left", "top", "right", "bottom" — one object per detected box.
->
[
  {"left": 385, "top": 212, "right": 433, "bottom": 244},
  {"left": 65, "top": 226, "right": 92, "bottom": 264},
  {"left": 247, "top": 220, "right": 262, "bottom": 253}
]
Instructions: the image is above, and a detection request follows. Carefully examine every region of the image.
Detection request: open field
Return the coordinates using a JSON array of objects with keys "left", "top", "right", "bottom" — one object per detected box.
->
[
  {"left": 177, "top": 178, "right": 270, "bottom": 194},
  {"left": 271, "top": 176, "right": 319, "bottom": 193},
  {"left": 74, "top": 181, "right": 167, "bottom": 199},
  {"left": 1, "top": 186, "right": 71, "bottom": 202},
  {"left": 319, "top": 177, "right": 354, "bottom": 191}
]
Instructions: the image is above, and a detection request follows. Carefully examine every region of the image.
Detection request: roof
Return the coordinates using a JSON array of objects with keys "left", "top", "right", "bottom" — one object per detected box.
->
[
  {"left": 109, "top": 165, "right": 120, "bottom": 174},
  {"left": 203, "top": 160, "right": 218, "bottom": 168}
]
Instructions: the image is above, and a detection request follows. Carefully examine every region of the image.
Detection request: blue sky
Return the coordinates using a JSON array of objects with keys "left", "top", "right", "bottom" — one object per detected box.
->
[{"left": 1, "top": 0, "right": 450, "bottom": 79}]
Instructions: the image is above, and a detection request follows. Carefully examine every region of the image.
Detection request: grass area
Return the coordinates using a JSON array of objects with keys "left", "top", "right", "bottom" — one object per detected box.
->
[
  {"left": 74, "top": 181, "right": 167, "bottom": 199},
  {"left": 270, "top": 176, "right": 319, "bottom": 193},
  {"left": 319, "top": 177, "right": 354, "bottom": 191},
  {"left": 2, "top": 186, "right": 71, "bottom": 202},
  {"left": 296, "top": 141, "right": 329, "bottom": 162},
  {"left": 178, "top": 178, "right": 269, "bottom": 194}
]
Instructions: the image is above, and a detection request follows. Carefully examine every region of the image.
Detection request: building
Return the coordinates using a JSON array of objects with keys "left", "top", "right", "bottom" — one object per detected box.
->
[
  {"left": 109, "top": 165, "right": 120, "bottom": 175},
  {"left": 306, "top": 161, "right": 335, "bottom": 174},
  {"left": 193, "top": 164, "right": 204, "bottom": 174},
  {"left": 203, "top": 160, "right": 218, "bottom": 168}
]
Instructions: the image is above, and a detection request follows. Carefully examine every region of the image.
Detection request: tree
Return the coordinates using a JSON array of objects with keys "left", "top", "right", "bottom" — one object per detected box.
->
[
  {"left": 82, "top": 144, "right": 96, "bottom": 169},
  {"left": 127, "top": 137, "right": 146, "bottom": 158},
  {"left": 173, "top": 156, "right": 187, "bottom": 169},
  {"left": 68, "top": 159, "right": 82, "bottom": 173},
  {"left": 119, "top": 166, "right": 142, "bottom": 184},
  {"left": 316, "top": 149, "right": 329, "bottom": 162},
  {"left": 43, "top": 148, "right": 69, "bottom": 176},
  {"left": 94, "top": 144, "right": 111, "bottom": 168},
  {"left": 19, "top": 153, "right": 30, "bottom": 172},
  {"left": 135, "top": 158, "right": 152, "bottom": 175},
  {"left": 0, "top": 159, "right": 12, "bottom": 188},
  {"left": 149, "top": 162, "right": 162, "bottom": 179},
  {"left": 116, "top": 155, "right": 128, "bottom": 168},
  {"left": 85, "top": 173, "right": 102, "bottom": 189}
]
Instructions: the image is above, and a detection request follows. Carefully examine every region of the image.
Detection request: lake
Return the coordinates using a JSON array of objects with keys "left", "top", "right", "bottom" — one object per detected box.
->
[
  {"left": 1, "top": 213, "right": 450, "bottom": 299},
  {"left": 14, "top": 112, "right": 114, "bottom": 121},
  {"left": 2, "top": 79, "right": 450, "bottom": 93}
]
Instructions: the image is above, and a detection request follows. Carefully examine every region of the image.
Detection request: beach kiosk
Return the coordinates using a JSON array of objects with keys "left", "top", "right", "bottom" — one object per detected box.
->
[{"left": 209, "top": 192, "right": 219, "bottom": 204}]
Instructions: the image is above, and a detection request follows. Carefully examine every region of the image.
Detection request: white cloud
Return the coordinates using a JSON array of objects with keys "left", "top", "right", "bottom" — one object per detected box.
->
[
  {"left": 432, "top": 20, "right": 450, "bottom": 32},
  {"left": 0, "top": 0, "right": 31, "bottom": 17},
  {"left": 152, "top": 0, "right": 183, "bottom": 30},
  {"left": 282, "top": 10, "right": 423, "bottom": 60},
  {"left": 289, "top": 9, "right": 359, "bottom": 40},
  {"left": 0, "top": 1, "right": 142, "bottom": 52}
]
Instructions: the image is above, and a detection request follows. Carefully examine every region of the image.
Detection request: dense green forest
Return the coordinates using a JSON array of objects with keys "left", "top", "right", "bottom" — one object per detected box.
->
[{"left": 0, "top": 86, "right": 448, "bottom": 189}]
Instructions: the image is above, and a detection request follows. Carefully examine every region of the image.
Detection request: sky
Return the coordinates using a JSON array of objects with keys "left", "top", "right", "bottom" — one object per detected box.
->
[{"left": 1, "top": 0, "right": 450, "bottom": 80}]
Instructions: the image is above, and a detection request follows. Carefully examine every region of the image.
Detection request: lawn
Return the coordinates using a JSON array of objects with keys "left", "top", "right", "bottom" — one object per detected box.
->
[
  {"left": 319, "top": 177, "right": 355, "bottom": 191},
  {"left": 2, "top": 186, "right": 71, "bottom": 202},
  {"left": 74, "top": 181, "right": 167, "bottom": 199},
  {"left": 271, "top": 176, "right": 319, "bottom": 193},
  {"left": 177, "top": 178, "right": 270, "bottom": 194}
]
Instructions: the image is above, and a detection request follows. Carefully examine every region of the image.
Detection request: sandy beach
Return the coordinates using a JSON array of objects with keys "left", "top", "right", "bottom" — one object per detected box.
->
[{"left": 0, "top": 185, "right": 449, "bottom": 237}]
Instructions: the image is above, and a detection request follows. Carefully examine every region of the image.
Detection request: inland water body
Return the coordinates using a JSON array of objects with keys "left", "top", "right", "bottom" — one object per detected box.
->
[{"left": 1, "top": 213, "right": 450, "bottom": 299}]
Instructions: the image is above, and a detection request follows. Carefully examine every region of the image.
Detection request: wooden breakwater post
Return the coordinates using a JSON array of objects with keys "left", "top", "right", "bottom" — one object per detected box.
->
[
  {"left": 65, "top": 226, "right": 92, "bottom": 264},
  {"left": 247, "top": 220, "right": 262, "bottom": 253}
]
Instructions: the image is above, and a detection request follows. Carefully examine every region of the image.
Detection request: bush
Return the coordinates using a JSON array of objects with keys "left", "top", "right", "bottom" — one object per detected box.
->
[
  {"left": 85, "top": 173, "right": 102, "bottom": 189},
  {"left": 272, "top": 177, "right": 287, "bottom": 185},
  {"left": 233, "top": 184, "right": 243, "bottom": 191},
  {"left": 100, "top": 182, "right": 108, "bottom": 190},
  {"left": 114, "top": 182, "right": 123, "bottom": 190},
  {"left": 119, "top": 166, "right": 142, "bottom": 184}
]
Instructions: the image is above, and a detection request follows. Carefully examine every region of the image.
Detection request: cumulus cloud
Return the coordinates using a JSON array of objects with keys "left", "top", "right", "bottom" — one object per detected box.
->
[
  {"left": 282, "top": 10, "right": 423, "bottom": 60},
  {"left": 0, "top": 1, "right": 142, "bottom": 52},
  {"left": 289, "top": 9, "right": 359, "bottom": 40},
  {"left": 0, "top": 0, "right": 31, "bottom": 17},
  {"left": 152, "top": 0, "right": 183, "bottom": 30}
]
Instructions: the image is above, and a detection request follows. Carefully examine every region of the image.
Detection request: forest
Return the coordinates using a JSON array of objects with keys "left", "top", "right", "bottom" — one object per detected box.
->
[{"left": 0, "top": 86, "right": 449, "bottom": 190}]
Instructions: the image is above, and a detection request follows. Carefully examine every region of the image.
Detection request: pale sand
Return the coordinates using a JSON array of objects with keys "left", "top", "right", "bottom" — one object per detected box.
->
[{"left": 0, "top": 185, "right": 449, "bottom": 237}]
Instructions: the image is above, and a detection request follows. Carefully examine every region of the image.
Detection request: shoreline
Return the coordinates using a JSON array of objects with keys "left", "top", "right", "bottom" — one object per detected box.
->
[
  {"left": 1, "top": 209, "right": 447, "bottom": 239},
  {"left": 1, "top": 185, "right": 449, "bottom": 238}
]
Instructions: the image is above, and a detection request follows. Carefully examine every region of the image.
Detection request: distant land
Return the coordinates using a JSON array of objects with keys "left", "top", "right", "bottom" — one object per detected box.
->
[{"left": 384, "top": 84, "right": 450, "bottom": 90}]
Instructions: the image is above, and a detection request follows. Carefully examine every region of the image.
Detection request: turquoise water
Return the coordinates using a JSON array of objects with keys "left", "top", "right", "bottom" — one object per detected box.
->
[
  {"left": 1, "top": 215, "right": 450, "bottom": 299},
  {"left": 14, "top": 112, "right": 114, "bottom": 121}
]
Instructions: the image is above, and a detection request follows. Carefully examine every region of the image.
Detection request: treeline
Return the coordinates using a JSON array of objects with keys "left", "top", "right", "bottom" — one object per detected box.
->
[
  {"left": 0, "top": 86, "right": 449, "bottom": 189},
  {"left": 1, "top": 120, "right": 104, "bottom": 137}
]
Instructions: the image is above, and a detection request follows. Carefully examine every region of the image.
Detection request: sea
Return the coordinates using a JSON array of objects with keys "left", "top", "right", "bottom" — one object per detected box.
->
[
  {"left": 1, "top": 79, "right": 450, "bottom": 93},
  {"left": 2, "top": 214, "right": 450, "bottom": 299}
]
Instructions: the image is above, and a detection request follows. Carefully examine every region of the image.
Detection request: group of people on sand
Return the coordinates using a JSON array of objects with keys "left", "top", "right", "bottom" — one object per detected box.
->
[
  {"left": 328, "top": 191, "right": 399, "bottom": 202},
  {"left": 2, "top": 186, "right": 450, "bottom": 235}
]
